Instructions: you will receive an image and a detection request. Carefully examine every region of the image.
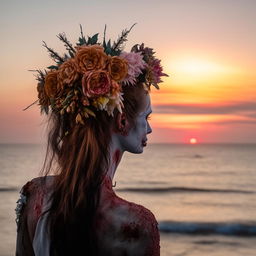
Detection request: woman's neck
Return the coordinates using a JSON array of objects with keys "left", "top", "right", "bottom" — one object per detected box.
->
[{"left": 106, "top": 136, "right": 125, "bottom": 182}]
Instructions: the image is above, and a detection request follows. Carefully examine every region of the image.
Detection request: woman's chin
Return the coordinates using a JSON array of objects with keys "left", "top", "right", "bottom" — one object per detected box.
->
[
  {"left": 126, "top": 145, "right": 144, "bottom": 154},
  {"left": 135, "top": 146, "right": 144, "bottom": 154}
]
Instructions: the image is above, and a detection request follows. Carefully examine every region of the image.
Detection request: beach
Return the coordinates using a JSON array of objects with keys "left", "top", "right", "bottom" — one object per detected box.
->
[{"left": 0, "top": 143, "right": 256, "bottom": 255}]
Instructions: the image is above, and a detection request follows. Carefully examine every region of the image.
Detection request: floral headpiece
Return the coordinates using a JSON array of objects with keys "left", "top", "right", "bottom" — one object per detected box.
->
[{"left": 24, "top": 24, "right": 168, "bottom": 126}]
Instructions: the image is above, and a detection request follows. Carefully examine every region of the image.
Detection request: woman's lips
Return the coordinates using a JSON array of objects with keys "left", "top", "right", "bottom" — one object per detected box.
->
[{"left": 142, "top": 140, "right": 147, "bottom": 147}]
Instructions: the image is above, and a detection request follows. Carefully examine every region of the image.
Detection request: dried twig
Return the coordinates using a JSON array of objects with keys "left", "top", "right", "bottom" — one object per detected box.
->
[
  {"left": 103, "top": 24, "right": 107, "bottom": 45},
  {"left": 42, "top": 41, "right": 65, "bottom": 63},
  {"left": 112, "top": 23, "right": 137, "bottom": 51},
  {"left": 57, "top": 33, "right": 76, "bottom": 54},
  {"left": 79, "top": 24, "right": 86, "bottom": 44},
  {"left": 28, "top": 69, "right": 46, "bottom": 82},
  {"left": 22, "top": 99, "right": 39, "bottom": 111}
]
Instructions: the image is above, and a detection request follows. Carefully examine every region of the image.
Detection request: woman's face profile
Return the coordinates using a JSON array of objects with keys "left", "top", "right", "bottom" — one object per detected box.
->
[{"left": 121, "top": 93, "right": 152, "bottom": 154}]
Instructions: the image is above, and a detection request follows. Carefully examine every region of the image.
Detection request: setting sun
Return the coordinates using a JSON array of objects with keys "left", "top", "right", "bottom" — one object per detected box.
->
[
  {"left": 173, "top": 58, "right": 230, "bottom": 74},
  {"left": 168, "top": 56, "right": 241, "bottom": 90},
  {"left": 190, "top": 138, "right": 197, "bottom": 144}
]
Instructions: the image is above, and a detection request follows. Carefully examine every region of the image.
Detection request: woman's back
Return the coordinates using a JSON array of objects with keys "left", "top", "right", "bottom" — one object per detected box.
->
[
  {"left": 17, "top": 25, "right": 167, "bottom": 255},
  {"left": 16, "top": 175, "right": 160, "bottom": 256}
]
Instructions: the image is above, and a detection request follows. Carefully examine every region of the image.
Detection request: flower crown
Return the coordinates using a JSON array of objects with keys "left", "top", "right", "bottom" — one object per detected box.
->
[{"left": 24, "top": 24, "right": 168, "bottom": 126}]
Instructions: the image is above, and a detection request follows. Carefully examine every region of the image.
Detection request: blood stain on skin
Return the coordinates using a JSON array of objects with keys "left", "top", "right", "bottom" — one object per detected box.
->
[
  {"left": 120, "top": 221, "right": 140, "bottom": 242},
  {"left": 113, "top": 150, "right": 121, "bottom": 167}
]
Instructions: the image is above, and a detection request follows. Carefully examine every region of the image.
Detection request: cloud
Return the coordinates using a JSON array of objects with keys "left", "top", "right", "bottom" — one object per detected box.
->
[
  {"left": 152, "top": 101, "right": 256, "bottom": 116},
  {"left": 211, "top": 119, "right": 256, "bottom": 125}
]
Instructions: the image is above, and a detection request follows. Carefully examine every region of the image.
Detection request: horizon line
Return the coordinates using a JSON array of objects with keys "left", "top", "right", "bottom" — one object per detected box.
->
[{"left": 1, "top": 142, "right": 256, "bottom": 145}]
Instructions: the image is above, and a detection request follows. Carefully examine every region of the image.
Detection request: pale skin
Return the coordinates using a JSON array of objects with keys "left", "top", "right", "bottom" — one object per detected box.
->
[
  {"left": 107, "top": 93, "right": 153, "bottom": 181},
  {"left": 94, "top": 93, "right": 159, "bottom": 256}
]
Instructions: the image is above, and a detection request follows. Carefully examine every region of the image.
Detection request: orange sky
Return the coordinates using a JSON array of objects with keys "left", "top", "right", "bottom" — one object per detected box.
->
[{"left": 1, "top": 0, "right": 256, "bottom": 143}]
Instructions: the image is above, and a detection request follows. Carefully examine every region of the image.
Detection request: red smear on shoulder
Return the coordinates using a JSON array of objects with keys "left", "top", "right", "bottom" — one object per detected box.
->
[
  {"left": 24, "top": 178, "right": 47, "bottom": 220},
  {"left": 33, "top": 189, "right": 45, "bottom": 219},
  {"left": 94, "top": 176, "right": 160, "bottom": 255},
  {"left": 120, "top": 221, "right": 140, "bottom": 241}
]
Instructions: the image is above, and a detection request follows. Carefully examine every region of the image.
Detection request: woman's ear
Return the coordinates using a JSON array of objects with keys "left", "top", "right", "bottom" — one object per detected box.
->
[{"left": 115, "top": 112, "right": 129, "bottom": 135}]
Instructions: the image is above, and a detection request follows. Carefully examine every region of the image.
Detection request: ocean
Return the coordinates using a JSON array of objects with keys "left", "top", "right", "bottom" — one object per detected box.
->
[{"left": 0, "top": 143, "right": 255, "bottom": 256}]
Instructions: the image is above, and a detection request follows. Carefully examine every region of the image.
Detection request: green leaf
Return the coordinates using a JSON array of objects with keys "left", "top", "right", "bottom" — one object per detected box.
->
[
  {"left": 78, "top": 37, "right": 86, "bottom": 46},
  {"left": 107, "top": 39, "right": 111, "bottom": 49},
  {"left": 47, "top": 65, "right": 58, "bottom": 70},
  {"left": 90, "top": 33, "right": 98, "bottom": 44},
  {"left": 104, "top": 40, "right": 113, "bottom": 55}
]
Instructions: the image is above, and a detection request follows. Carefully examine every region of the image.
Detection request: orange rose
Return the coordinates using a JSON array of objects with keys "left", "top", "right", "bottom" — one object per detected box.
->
[
  {"left": 75, "top": 45, "right": 108, "bottom": 73},
  {"left": 57, "top": 58, "right": 80, "bottom": 89},
  {"left": 44, "top": 71, "right": 59, "bottom": 98},
  {"left": 82, "top": 70, "right": 111, "bottom": 98},
  {"left": 37, "top": 82, "right": 50, "bottom": 106},
  {"left": 108, "top": 56, "right": 128, "bottom": 82}
]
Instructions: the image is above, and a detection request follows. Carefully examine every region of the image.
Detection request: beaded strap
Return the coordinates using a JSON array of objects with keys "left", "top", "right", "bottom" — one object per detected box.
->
[{"left": 15, "top": 191, "right": 27, "bottom": 230}]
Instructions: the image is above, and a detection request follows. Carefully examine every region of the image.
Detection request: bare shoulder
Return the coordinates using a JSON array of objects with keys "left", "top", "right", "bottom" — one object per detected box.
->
[
  {"left": 21, "top": 175, "right": 54, "bottom": 217},
  {"left": 96, "top": 197, "right": 160, "bottom": 256},
  {"left": 18, "top": 176, "right": 54, "bottom": 218},
  {"left": 16, "top": 177, "right": 53, "bottom": 255},
  {"left": 117, "top": 200, "right": 160, "bottom": 256}
]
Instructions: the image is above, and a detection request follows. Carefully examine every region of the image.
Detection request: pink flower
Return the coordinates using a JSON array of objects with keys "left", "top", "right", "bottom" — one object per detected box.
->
[
  {"left": 82, "top": 70, "right": 112, "bottom": 98},
  {"left": 151, "top": 58, "right": 168, "bottom": 84},
  {"left": 119, "top": 52, "right": 146, "bottom": 85}
]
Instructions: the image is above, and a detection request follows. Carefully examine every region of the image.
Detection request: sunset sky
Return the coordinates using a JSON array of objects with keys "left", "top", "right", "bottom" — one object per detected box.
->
[{"left": 1, "top": 0, "right": 256, "bottom": 143}]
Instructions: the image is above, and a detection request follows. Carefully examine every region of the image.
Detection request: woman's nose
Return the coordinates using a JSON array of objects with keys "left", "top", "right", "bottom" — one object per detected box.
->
[{"left": 147, "top": 121, "right": 152, "bottom": 134}]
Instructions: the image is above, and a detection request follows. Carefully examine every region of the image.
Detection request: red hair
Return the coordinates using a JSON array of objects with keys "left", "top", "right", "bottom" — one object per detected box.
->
[{"left": 39, "top": 83, "right": 148, "bottom": 255}]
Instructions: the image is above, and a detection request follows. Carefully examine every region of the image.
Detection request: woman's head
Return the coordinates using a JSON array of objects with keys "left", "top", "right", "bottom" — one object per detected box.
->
[{"left": 113, "top": 86, "right": 152, "bottom": 154}]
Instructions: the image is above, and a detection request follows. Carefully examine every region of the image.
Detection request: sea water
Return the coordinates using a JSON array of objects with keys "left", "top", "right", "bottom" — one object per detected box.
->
[{"left": 0, "top": 143, "right": 255, "bottom": 256}]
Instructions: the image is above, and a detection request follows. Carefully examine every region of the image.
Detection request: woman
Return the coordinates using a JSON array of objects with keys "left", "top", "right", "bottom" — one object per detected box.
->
[{"left": 15, "top": 25, "right": 168, "bottom": 256}]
